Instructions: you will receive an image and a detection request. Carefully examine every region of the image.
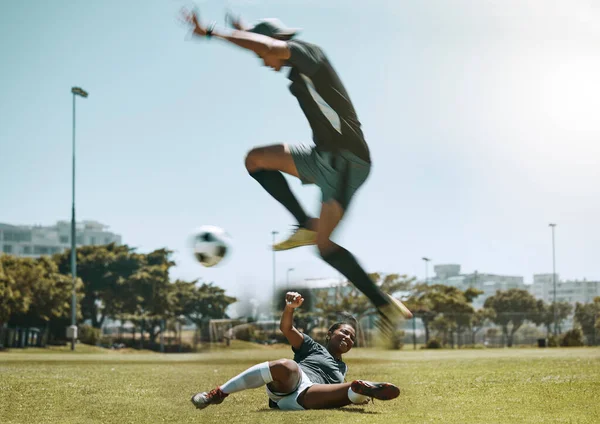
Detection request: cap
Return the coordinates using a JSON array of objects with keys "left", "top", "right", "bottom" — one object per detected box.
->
[{"left": 247, "top": 18, "right": 301, "bottom": 40}]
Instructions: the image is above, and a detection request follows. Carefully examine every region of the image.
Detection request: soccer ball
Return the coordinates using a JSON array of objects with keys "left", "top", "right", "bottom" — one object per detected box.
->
[{"left": 190, "top": 225, "right": 231, "bottom": 267}]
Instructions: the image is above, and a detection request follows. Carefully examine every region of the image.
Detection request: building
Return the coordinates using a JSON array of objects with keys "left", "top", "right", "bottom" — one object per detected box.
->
[
  {"left": 0, "top": 220, "right": 122, "bottom": 258},
  {"left": 429, "top": 264, "right": 527, "bottom": 309},
  {"left": 530, "top": 274, "right": 600, "bottom": 306}
]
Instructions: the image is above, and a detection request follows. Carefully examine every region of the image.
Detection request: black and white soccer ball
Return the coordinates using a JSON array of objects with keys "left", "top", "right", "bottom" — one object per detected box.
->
[{"left": 190, "top": 225, "right": 231, "bottom": 267}]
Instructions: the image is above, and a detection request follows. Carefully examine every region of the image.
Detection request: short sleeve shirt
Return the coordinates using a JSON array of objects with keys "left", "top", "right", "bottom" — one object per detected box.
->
[
  {"left": 286, "top": 40, "right": 371, "bottom": 163},
  {"left": 292, "top": 334, "right": 347, "bottom": 385}
]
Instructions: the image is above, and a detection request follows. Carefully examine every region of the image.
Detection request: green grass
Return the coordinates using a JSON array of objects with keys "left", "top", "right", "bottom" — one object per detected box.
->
[{"left": 1, "top": 345, "right": 599, "bottom": 424}]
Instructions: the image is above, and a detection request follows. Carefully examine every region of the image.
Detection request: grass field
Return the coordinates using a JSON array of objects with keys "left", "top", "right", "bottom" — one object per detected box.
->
[{"left": 1, "top": 343, "right": 599, "bottom": 424}]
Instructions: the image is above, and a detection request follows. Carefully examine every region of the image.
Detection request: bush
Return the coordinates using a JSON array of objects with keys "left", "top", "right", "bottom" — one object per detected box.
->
[
  {"left": 426, "top": 338, "right": 442, "bottom": 349},
  {"left": 389, "top": 329, "right": 405, "bottom": 350},
  {"left": 547, "top": 335, "right": 559, "bottom": 347},
  {"left": 78, "top": 324, "right": 101, "bottom": 345},
  {"left": 560, "top": 329, "right": 584, "bottom": 347}
]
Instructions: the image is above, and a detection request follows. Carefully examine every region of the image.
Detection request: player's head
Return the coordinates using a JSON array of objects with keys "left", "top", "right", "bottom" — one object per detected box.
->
[
  {"left": 325, "top": 322, "right": 356, "bottom": 356},
  {"left": 247, "top": 18, "right": 300, "bottom": 71}
]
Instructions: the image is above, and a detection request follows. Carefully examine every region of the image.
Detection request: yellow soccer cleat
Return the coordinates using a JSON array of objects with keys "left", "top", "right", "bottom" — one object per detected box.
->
[{"left": 272, "top": 227, "right": 317, "bottom": 251}]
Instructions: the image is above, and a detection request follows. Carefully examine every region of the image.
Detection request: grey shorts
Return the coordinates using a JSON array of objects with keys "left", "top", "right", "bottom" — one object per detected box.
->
[{"left": 289, "top": 144, "right": 371, "bottom": 210}]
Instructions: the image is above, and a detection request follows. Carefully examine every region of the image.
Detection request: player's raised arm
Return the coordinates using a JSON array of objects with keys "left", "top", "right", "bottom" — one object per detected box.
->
[
  {"left": 180, "top": 8, "right": 290, "bottom": 60},
  {"left": 280, "top": 291, "right": 305, "bottom": 349}
]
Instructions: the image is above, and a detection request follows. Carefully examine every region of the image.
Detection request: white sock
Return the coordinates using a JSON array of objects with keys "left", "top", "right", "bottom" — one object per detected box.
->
[
  {"left": 220, "top": 362, "right": 273, "bottom": 394},
  {"left": 347, "top": 386, "right": 369, "bottom": 404}
]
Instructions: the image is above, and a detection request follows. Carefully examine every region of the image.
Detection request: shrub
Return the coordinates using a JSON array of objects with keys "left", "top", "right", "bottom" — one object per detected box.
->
[
  {"left": 560, "top": 329, "right": 584, "bottom": 347},
  {"left": 389, "top": 329, "right": 405, "bottom": 350},
  {"left": 426, "top": 338, "right": 442, "bottom": 349},
  {"left": 78, "top": 324, "right": 101, "bottom": 345}
]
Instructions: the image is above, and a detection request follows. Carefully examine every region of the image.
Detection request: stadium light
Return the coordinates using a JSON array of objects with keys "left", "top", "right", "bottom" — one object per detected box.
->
[
  {"left": 69, "top": 86, "right": 89, "bottom": 351},
  {"left": 549, "top": 223, "right": 558, "bottom": 336},
  {"left": 422, "top": 257, "right": 431, "bottom": 284},
  {"left": 271, "top": 230, "right": 278, "bottom": 338}
]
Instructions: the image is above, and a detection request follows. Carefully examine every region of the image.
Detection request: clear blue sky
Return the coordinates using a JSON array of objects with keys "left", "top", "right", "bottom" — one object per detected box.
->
[{"left": 1, "top": 0, "right": 599, "bottom": 301}]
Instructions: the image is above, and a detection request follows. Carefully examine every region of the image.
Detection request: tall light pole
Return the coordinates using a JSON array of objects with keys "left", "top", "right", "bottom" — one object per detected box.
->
[
  {"left": 70, "top": 86, "right": 88, "bottom": 351},
  {"left": 271, "top": 230, "right": 278, "bottom": 338},
  {"left": 422, "top": 257, "right": 431, "bottom": 284},
  {"left": 286, "top": 268, "right": 295, "bottom": 288},
  {"left": 549, "top": 223, "right": 558, "bottom": 336}
]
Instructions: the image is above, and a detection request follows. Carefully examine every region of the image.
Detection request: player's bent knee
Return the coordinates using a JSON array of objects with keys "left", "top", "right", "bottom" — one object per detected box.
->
[
  {"left": 245, "top": 144, "right": 289, "bottom": 173},
  {"left": 269, "top": 358, "right": 299, "bottom": 382},
  {"left": 245, "top": 148, "right": 261, "bottom": 173}
]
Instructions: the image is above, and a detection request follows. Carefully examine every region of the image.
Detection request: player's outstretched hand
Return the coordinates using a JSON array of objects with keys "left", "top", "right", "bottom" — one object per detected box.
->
[
  {"left": 179, "top": 7, "right": 208, "bottom": 37},
  {"left": 285, "top": 291, "right": 304, "bottom": 309},
  {"left": 225, "top": 10, "right": 246, "bottom": 30}
]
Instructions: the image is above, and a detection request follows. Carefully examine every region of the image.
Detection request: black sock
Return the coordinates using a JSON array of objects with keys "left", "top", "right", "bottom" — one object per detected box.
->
[
  {"left": 321, "top": 247, "right": 388, "bottom": 308},
  {"left": 250, "top": 170, "right": 310, "bottom": 227}
]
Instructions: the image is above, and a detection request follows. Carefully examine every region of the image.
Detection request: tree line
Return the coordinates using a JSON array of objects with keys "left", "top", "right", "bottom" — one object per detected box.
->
[
  {"left": 2, "top": 245, "right": 599, "bottom": 349},
  {"left": 0, "top": 243, "right": 236, "bottom": 347},
  {"left": 301, "top": 274, "right": 600, "bottom": 348}
]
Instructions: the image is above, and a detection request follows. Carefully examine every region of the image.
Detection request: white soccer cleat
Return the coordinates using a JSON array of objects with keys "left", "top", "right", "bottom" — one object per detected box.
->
[{"left": 191, "top": 387, "right": 228, "bottom": 410}]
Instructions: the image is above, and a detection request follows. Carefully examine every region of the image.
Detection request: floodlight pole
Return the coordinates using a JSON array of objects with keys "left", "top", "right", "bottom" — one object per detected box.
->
[
  {"left": 272, "top": 231, "right": 278, "bottom": 338},
  {"left": 549, "top": 223, "right": 558, "bottom": 337},
  {"left": 70, "top": 86, "right": 88, "bottom": 351}
]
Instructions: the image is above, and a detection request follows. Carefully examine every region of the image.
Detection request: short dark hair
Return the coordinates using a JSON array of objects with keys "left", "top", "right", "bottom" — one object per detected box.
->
[{"left": 328, "top": 320, "right": 356, "bottom": 334}]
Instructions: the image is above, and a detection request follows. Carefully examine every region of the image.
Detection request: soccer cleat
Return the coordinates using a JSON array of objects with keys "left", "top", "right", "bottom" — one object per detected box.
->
[
  {"left": 350, "top": 380, "right": 400, "bottom": 401},
  {"left": 378, "top": 293, "right": 413, "bottom": 321},
  {"left": 272, "top": 226, "right": 317, "bottom": 251},
  {"left": 374, "top": 312, "right": 395, "bottom": 339},
  {"left": 190, "top": 387, "right": 229, "bottom": 409}
]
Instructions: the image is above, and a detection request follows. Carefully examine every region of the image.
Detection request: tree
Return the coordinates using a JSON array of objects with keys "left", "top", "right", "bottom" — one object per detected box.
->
[
  {"left": 1, "top": 255, "right": 83, "bottom": 338},
  {"left": 0, "top": 256, "right": 25, "bottom": 324},
  {"left": 536, "top": 300, "right": 573, "bottom": 337},
  {"left": 470, "top": 308, "right": 496, "bottom": 345},
  {"left": 180, "top": 282, "right": 237, "bottom": 342},
  {"left": 125, "top": 264, "right": 173, "bottom": 343},
  {"left": 431, "top": 315, "right": 456, "bottom": 346},
  {"left": 484, "top": 289, "right": 538, "bottom": 347},
  {"left": 404, "top": 284, "right": 437, "bottom": 344},
  {"left": 405, "top": 284, "right": 482, "bottom": 346},
  {"left": 53, "top": 243, "right": 140, "bottom": 328},
  {"left": 574, "top": 297, "right": 600, "bottom": 346}
]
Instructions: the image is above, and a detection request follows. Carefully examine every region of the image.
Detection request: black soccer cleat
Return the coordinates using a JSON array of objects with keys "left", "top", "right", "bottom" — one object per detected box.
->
[{"left": 350, "top": 380, "right": 400, "bottom": 401}]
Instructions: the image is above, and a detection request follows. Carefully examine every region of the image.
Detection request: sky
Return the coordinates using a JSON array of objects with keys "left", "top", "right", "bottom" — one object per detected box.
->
[{"left": 1, "top": 0, "right": 599, "bottom": 303}]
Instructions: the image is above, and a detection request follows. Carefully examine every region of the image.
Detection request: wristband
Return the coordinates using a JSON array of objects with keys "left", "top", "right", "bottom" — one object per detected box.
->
[{"left": 206, "top": 21, "right": 216, "bottom": 38}]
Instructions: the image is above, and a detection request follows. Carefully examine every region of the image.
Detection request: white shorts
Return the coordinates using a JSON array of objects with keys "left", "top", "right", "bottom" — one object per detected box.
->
[{"left": 265, "top": 368, "right": 315, "bottom": 411}]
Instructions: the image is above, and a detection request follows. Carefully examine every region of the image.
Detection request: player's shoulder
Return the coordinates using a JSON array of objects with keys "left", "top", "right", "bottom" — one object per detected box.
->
[{"left": 287, "top": 39, "right": 326, "bottom": 57}]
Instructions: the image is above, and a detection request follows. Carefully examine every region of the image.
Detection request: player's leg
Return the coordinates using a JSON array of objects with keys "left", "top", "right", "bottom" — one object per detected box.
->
[
  {"left": 297, "top": 380, "right": 401, "bottom": 410},
  {"left": 316, "top": 152, "right": 412, "bottom": 331},
  {"left": 248, "top": 144, "right": 321, "bottom": 251},
  {"left": 316, "top": 199, "right": 391, "bottom": 314},
  {"left": 245, "top": 144, "right": 317, "bottom": 245},
  {"left": 191, "top": 358, "right": 301, "bottom": 409}
]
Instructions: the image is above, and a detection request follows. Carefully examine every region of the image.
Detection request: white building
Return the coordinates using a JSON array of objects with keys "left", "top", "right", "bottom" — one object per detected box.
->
[
  {"left": 430, "top": 264, "right": 526, "bottom": 309},
  {"left": 530, "top": 273, "right": 600, "bottom": 306},
  {"left": 0, "top": 220, "right": 122, "bottom": 258}
]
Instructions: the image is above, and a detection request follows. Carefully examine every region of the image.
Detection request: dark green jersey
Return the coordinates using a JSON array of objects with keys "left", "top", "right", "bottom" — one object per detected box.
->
[
  {"left": 292, "top": 335, "right": 347, "bottom": 385},
  {"left": 286, "top": 39, "right": 371, "bottom": 163}
]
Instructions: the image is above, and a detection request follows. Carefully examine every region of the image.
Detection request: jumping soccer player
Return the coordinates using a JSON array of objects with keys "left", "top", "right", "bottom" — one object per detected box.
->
[
  {"left": 180, "top": 9, "right": 412, "bottom": 332},
  {"left": 191, "top": 292, "right": 400, "bottom": 411}
]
